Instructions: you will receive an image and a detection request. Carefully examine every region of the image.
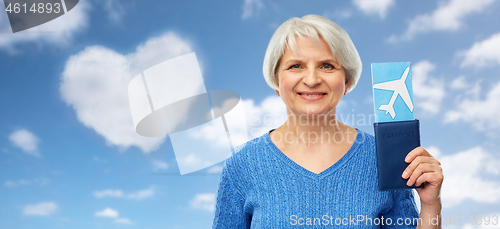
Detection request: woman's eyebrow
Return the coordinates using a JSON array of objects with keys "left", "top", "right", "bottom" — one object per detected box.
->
[
  {"left": 319, "top": 58, "right": 338, "bottom": 64},
  {"left": 282, "top": 58, "right": 339, "bottom": 66},
  {"left": 283, "top": 59, "right": 302, "bottom": 65}
]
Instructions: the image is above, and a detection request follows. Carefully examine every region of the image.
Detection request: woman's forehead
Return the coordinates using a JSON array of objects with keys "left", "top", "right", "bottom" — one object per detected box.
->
[{"left": 283, "top": 36, "right": 337, "bottom": 61}]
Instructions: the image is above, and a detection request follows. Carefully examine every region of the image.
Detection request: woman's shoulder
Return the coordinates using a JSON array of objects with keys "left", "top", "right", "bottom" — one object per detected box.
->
[
  {"left": 354, "top": 129, "right": 375, "bottom": 149},
  {"left": 218, "top": 132, "right": 271, "bottom": 193},
  {"left": 349, "top": 129, "right": 377, "bottom": 162},
  {"left": 223, "top": 131, "right": 271, "bottom": 170},
  {"left": 230, "top": 132, "right": 270, "bottom": 158}
]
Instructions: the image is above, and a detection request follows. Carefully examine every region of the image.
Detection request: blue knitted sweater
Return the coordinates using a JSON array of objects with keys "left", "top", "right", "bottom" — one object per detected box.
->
[{"left": 212, "top": 129, "right": 420, "bottom": 228}]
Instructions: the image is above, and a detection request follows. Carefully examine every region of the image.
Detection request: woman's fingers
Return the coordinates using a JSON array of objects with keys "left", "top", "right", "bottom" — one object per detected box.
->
[
  {"left": 404, "top": 146, "right": 440, "bottom": 164},
  {"left": 414, "top": 170, "right": 444, "bottom": 187},
  {"left": 405, "top": 147, "right": 444, "bottom": 207},
  {"left": 402, "top": 147, "right": 442, "bottom": 187},
  {"left": 402, "top": 155, "right": 440, "bottom": 179},
  {"left": 405, "top": 163, "right": 442, "bottom": 186},
  {"left": 404, "top": 146, "right": 425, "bottom": 163}
]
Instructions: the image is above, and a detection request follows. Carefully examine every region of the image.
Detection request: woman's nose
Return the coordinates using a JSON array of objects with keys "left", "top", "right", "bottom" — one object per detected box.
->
[{"left": 302, "top": 69, "right": 322, "bottom": 87}]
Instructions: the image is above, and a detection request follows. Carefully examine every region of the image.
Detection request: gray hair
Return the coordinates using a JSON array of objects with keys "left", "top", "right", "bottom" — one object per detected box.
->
[{"left": 262, "top": 15, "right": 362, "bottom": 93}]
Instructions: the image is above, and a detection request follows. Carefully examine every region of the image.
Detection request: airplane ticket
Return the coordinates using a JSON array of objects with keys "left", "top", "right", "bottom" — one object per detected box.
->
[{"left": 371, "top": 62, "right": 415, "bottom": 123}]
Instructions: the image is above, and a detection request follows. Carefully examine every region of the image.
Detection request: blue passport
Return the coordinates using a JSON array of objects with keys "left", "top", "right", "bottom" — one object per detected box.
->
[
  {"left": 374, "top": 120, "right": 423, "bottom": 191},
  {"left": 371, "top": 62, "right": 423, "bottom": 191}
]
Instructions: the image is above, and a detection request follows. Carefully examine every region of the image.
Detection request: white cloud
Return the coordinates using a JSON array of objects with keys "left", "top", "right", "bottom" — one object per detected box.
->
[
  {"left": 102, "top": 0, "right": 125, "bottom": 22},
  {"left": 93, "top": 156, "right": 107, "bottom": 163},
  {"left": 5, "top": 179, "right": 30, "bottom": 187},
  {"left": 60, "top": 32, "right": 193, "bottom": 153},
  {"left": 458, "top": 214, "right": 500, "bottom": 229},
  {"left": 126, "top": 187, "right": 154, "bottom": 200},
  {"left": 23, "top": 202, "right": 58, "bottom": 216},
  {"left": 191, "top": 98, "right": 248, "bottom": 149},
  {"left": 445, "top": 80, "right": 500, "bottom": 132},
  {"left": 207, "top": 165, "right": 223, "bottom": 174},
  {"left": 353, "top": 0, "right": 395, "bottom": 18},
  {"left": 389, "top": 0, "right": 496, "bottom": 42},
  {"left": 176, "top": 96, "right": 282, "bottom": 174},
  {"left": 95, "top": 208, "right": 134, "bottom": 225},
  {"left": 94, "top": 189, "right": 124, "bottom": 198},
  {"left": 242, "top": 0, "right": 263, "bottom": 19},
  {"left": 179, "top": 95, "right": 284, "bottom": 154},
  {"left": 190, "top": 193, "right": 215, "bottom": 212},
  {"left": 8, "top": 129, "right": 40, "bottom": 157},
  {"left": 243, "top": 95, "right": 287, "bottom": 138},
  {"left": 152, "top": 160, "right": 168, "bottom": 170},
  {"left": 412, "top": 60, "right": 445, "bottom": 115},
  {"left": 95, "top": 208, "right": 119, "bottom": 218},
  {"left": 437, "top": 146, "right": 500, "bottom": 207},
  {"left": 93, "top": 187, "right": 154, "bottom": 200},
  {"left": 449, "top": 75, "right": 481, "bottom": 99},
  {"left": 450, "top": 75, "right": 468, "bottom": 90},
  {"left": 128, "top": 33, "right": 193, "bottom": 75},
  {"left": 4, "top": 177, "right": 50, "bottom": 187},
  {"left": 176, "top": 154, "right": 204, "bottom": 170},
  {"left": 425, "top": 146, "right": 442, "bottom": 158},
  {"left": 0, "top": 0, "right": 90, "bottom": 53},
  {"left": 115, "top": 218, "right": 133, "bottom": 225},
  {"left": 323, "top": 9, "right": 353, "bottom": 20},
  {"left": 459, "top": 32, "right": 500, "bottom": 68}
]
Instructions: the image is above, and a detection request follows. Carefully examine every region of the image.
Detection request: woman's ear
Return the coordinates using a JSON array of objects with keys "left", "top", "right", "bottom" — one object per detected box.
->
[
  {"left": 344, "top": 79, "right": 349, "bottom": 95},
  {"left": 275, "top": 74, "right": 280, "bottom": 96}
]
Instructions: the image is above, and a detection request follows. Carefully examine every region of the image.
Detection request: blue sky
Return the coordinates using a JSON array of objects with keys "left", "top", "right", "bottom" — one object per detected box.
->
[{"left": 1, "top": 0, "right": 500, "bottom": 228}]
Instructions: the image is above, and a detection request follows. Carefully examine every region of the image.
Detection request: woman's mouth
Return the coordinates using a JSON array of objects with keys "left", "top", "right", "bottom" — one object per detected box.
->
[
  {"left": 298, "top": 93, "right": 326, "bottom": 97},
  {"left": 297, "top": 92, "right": 327, "bottom": 100}
]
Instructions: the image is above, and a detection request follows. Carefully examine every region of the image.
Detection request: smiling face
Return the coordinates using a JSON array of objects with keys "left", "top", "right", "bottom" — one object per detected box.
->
[{"left": 276, "top": 35, "right": 347, "bottom": 119}]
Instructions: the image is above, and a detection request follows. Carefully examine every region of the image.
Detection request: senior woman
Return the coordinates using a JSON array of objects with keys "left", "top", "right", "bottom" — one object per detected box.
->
[{"left": 212, "top": 15, "right": 443, "bottom": 228}]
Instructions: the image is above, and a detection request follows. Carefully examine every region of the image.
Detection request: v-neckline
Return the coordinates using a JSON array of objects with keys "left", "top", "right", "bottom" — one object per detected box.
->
[{"left": 265, "top": 129, "right": 362, "bottom": 180}]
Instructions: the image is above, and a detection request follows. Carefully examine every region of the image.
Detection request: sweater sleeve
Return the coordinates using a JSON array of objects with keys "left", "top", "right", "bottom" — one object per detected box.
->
[
  {"left": 212, "top": 159, "right": 251, "bottom": 229},
  {"left": 381, "top": 189, "right": 420, "bottom": 228}
]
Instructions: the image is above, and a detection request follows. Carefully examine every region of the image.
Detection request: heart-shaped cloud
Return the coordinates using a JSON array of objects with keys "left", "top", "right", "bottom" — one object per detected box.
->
[{"left": 60, "top": 32, "right": 193, "bottom": 152}]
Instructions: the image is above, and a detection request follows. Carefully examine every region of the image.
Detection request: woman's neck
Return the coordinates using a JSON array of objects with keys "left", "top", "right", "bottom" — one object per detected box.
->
[{"left": 273, "top": 109, "right": 357, "bottom": 149}]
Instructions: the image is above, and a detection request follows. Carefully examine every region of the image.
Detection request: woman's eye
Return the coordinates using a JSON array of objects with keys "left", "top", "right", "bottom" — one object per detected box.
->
[
  {"left": 289, "top": 64, "right": 300, "bottom": 69},
  {"left": 322, "top": 64, "right": 334, "bottom": 69}
]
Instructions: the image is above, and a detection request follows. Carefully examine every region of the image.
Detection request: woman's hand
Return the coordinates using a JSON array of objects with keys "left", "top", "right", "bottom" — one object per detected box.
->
[{"left": 402, "top": 146, "right": 443, "bottom": 208}]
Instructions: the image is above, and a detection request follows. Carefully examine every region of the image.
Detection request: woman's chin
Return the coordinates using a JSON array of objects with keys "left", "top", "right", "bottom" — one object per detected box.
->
[{"left": 290, "top": 107, "right": 336, "bottom": 118}]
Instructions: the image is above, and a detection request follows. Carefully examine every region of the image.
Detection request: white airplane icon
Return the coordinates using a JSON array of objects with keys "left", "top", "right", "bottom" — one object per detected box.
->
[{"left": 373, "top": 66, "right": 414, "bottom": 119}]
